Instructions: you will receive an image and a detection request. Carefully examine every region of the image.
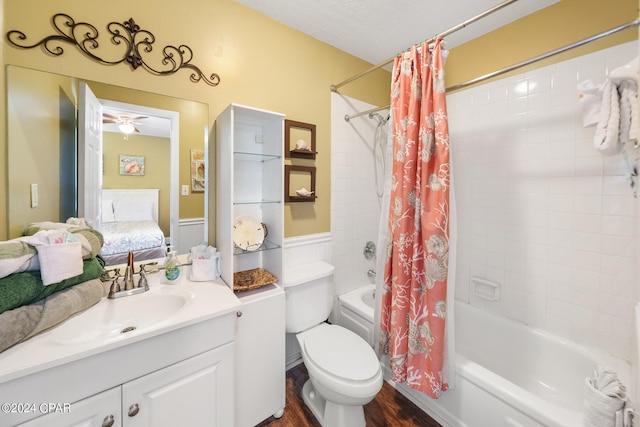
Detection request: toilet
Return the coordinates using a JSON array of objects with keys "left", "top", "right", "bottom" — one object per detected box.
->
[{"left": 284, "top": 261, "right": 383, "bottom": 427}]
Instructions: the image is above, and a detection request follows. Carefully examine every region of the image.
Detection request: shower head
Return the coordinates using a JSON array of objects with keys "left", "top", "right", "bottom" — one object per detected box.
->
[{"left": 369, "top": 112, "right": 390, "bottom": 125}]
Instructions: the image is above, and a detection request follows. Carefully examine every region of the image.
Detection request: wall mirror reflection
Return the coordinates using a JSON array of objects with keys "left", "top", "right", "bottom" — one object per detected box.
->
[{"left": 6, "top": 65, "right": 210, "bottom": 263}]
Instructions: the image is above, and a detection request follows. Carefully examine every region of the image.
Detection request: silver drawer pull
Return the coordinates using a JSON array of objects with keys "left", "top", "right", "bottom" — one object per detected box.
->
[
  {"left": 102, "top": 414, "right": 115, "bottom": 427},
  {"left": 128, "top": 403, "right": 140, "bottom": 417}
]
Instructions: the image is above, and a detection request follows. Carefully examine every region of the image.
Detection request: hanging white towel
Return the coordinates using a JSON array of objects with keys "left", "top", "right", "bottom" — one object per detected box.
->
[
  {"left": 583, "top": 366, "right": 627, "bottom": 427},
  {"left": 618, "top": 79, "right": 638, "bottom": 145},
  {"left": 593, "top": 79, "right": 622, "bottom": 156}
]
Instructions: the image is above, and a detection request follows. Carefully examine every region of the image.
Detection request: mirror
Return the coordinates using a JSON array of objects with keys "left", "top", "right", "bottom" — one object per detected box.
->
[{"left": 6, "top": 65, "right": 209, "bottom": 259}]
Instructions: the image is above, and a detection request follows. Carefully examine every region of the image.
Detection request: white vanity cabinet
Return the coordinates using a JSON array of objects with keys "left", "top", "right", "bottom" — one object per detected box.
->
[
  {"left": 216, "top": 104, "right": 286, "bottom": 426},
  {"left": 2, "top": 294, "right": 239, "bottom": 427},
  {"left": 18, "top": 387, "right": 121, "bottom": 427},
  {"left": 18, "top": 344, "right": 233, "bottom": 427},
  {"left": 122, "top": 343, "right": 234, "bottom": 427}
]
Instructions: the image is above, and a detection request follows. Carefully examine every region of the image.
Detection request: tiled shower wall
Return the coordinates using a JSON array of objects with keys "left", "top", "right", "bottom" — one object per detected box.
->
[
  {"left": 330, "top": 93, "right": 388, "bottom": 296},
  {"left": 447, "top": 41, "right": 639, "bottom": 362}
]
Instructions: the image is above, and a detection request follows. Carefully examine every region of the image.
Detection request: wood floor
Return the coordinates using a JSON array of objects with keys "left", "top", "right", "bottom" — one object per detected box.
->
[{"left": 257, "top": 363, "right": 442, "bottom": 427}]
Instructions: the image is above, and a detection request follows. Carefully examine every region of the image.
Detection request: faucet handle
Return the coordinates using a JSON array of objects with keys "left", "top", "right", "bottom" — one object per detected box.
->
[
  {"left": 138, "top": 269, "right": 149, "bottom": 291},
  {"left": 108, "top": 277, "right": 122, "bottom": 299}
]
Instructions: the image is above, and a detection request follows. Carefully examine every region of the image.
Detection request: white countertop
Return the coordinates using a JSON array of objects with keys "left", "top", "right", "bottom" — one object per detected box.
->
[{"left": 0, "top": 268, "right": 241, "bottom": 384}]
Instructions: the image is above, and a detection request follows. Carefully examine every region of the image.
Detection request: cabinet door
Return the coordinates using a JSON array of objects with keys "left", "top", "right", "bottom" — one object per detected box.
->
[
  {"left": 122, "top": 343, "right": 234, "bottom": 427},
  {"left": 18, "top": 387, "right": 121, "bottom": 427},
  {"left": 235, "top": 286, "right": 286, "bottom": 427}
]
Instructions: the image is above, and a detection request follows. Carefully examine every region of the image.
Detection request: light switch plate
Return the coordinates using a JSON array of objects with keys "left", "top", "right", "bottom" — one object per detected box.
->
[
  {"left": 181, "top": 185, "right": 189, "bottom": 196},
  {"left": 30, "top": 183, "right": 38, "bottom": 208}
]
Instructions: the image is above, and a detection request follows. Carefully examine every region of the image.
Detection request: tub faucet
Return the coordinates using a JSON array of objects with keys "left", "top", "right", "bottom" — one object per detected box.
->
[{"left": 367, "top": 269, "right": 376, "bottom": 279}]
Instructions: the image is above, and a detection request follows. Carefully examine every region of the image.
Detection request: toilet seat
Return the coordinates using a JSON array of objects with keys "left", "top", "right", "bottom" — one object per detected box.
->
[{"left": 302, "top": 324, "right": 380, "bottom": 382}]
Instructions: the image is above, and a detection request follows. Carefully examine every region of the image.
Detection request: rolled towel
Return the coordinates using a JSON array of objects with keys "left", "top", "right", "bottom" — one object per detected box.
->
[
  {"left": 618, "top": 79, "right": 638, "bottom": 146},
  {"left": 593, "top": 79, "right": 622, "bottom": 156},
  {"left": 583, "top": 366, "right": 627, "bottom": 427}
]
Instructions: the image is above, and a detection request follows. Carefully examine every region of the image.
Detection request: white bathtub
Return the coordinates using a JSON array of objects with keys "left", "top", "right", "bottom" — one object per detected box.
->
[
  {"left": 336, "top": 284, "right": 375, "bottom": 346},
  {"left": 336, "top": 286, "right": 630, "bottom": 427}
]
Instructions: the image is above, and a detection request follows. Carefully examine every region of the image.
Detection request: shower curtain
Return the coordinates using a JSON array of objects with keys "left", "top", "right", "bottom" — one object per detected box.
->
[{"left": 378, "top": 37, "right": 452, "bottom": 398}]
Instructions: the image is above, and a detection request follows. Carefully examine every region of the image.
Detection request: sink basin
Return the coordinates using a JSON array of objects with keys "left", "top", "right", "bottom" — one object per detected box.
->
[{"left": 48, "top": 288, "right": 191, "bottom": 346}]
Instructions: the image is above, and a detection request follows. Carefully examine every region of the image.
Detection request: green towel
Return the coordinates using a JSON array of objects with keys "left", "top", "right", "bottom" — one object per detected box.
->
[
  {"left": 0, "top": 257, "right": 105, "bottom": 315},
  {"left": 0, "top": 278, "right": 105, "bottom": 353}
]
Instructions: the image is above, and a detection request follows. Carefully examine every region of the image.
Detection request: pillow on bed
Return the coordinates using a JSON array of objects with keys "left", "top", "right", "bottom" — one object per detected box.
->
[
  {"left": 102, "top": 199, "right": 115, "bottom": 223},
  {"left": 113, "top": 200, "right": 155, "bottom": 222}
]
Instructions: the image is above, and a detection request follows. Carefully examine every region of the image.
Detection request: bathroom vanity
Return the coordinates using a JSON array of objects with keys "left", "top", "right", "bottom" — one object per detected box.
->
[{"left": 0, "top": 273, "right": 241, "bottom": 427}]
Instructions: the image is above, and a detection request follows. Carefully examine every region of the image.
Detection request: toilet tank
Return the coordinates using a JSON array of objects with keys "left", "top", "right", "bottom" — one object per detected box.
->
[{"left": 283, "top": 261, "right": 335, "bottom": 333}]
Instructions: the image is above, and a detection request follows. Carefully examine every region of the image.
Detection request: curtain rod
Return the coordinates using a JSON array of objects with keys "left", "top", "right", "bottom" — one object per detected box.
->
[
  {"left": 344, "top": 18, "right": 640, "bottom": 122},
  {"left": 330, "top": 0, "right": 520, "bottom": 93}
]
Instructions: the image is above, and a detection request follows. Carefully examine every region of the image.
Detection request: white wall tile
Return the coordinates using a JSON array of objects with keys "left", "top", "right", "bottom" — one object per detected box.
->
[
  {"left": 447, "top": 41, "right": 638, "bottom": 361},
  {"left": 331, "top": 94, "right": 386, "bottom": 295}
]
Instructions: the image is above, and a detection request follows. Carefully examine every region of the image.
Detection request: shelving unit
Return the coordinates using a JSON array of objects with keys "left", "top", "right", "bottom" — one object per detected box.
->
[{"left": 215, "top": 103, "right": 286, "bottom": 426}]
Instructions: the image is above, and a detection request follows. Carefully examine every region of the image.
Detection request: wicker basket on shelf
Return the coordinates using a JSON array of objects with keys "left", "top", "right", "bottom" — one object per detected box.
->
[{"left": 233, "top": 268, "right": 277, "bottom": 291}]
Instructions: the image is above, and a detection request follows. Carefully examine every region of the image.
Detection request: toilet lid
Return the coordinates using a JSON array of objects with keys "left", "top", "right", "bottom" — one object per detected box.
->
[{"left": 304, "top": 325, "right": 380, "bottom": 381}]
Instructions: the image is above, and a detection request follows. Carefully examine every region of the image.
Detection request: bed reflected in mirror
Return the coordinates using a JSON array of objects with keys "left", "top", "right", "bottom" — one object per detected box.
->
[{"left": 6, "top": 65, "right": 209, "bottom": 258}]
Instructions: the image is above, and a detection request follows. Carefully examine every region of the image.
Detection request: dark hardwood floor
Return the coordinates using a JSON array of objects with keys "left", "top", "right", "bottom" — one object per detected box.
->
[{"left": 257, "top": 363, "right": 442, "bottom": 427}]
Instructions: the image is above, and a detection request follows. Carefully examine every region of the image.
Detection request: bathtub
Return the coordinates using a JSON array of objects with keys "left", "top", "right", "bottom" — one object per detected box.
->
[
  {"left": 337, "top": 286, "right": 630, "bottom": 427},
  {"left": 336, "top": 284, "right": 375, "bottom": 346}
]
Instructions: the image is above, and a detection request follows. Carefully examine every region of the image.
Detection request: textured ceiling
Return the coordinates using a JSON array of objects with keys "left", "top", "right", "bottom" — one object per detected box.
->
[{"left": 235, "top": 0, "right": 558, "bottom": 65}]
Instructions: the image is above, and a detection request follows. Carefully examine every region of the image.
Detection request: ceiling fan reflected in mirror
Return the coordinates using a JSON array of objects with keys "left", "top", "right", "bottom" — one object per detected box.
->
[{"left": 103, "top": 113, "right": 148, "bottom": 135}]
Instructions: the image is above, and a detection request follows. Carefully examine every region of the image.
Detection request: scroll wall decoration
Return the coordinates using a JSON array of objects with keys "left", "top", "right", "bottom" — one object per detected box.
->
[{"left": 6, "top": 13, "right": 220, "bottom": 86}]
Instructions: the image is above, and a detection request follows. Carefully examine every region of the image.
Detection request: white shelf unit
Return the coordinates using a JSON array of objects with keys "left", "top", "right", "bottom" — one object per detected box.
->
[
  {"left": 215, "top": 103, "right": 286, "bottom": 426},
  {"left": 216, "top": 103, "right": 285, "bottom": 288}
]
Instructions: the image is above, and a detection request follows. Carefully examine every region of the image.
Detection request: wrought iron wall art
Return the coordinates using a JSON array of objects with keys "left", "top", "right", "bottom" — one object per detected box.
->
[{"left": 6, "top": 13, "right": 220, "bottom": 86}]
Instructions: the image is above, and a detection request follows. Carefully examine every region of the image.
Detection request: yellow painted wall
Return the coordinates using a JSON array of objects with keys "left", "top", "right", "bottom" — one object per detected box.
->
[
  {"left": 102, "top": 133, "right": 171, "bottom": 236},
  {"left": 3, "top": 0, "right": 638, "bottom": 242},
  {"left": 88, "top": 81, "right": 209, "bottom": 221},
  {"left": 6, "top": 66, "right": 73, "bottom": 237},
  {"left": 446, "top": 0, "right": 639, "bottom": 90},
  {"left": 1, "top": 0, "right": 391, "bottom": 242}
]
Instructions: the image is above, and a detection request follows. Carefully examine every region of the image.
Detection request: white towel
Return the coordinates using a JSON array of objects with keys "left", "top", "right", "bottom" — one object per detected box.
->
[
  {"left": 188, "top": 244, "right": 221, "bottom": 281},
  {"left": 583, "top": 366, "right": 627, "bottom": 427},
  {"left": 593, "top": 79, "right": 622, "bottom": 156},
  {"left": 21, "top": 230, "right": 84, "bottom": 286},
  {"left": 578, "top": 79, "right": 603, "bottom": 127},
  {"left": 36, "top": 242, "right": 83, "bottom": 286},
  {"left": 618, "top": 79, "right": 638, "bottom": 145}
]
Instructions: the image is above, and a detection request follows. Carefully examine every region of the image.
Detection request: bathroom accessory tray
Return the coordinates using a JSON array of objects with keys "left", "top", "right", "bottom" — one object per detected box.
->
[{"left": 233, "top": 268, "right": 278, "bottom": 291}]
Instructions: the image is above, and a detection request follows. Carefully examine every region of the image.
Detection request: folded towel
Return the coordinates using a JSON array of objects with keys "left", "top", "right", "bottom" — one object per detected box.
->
[
  {"left": 584, "top": 366, "right": 627, "bottom": 427},
  {"left": 578, "top": 79, "right": 603, "bottom": 127},
  {"left": 36, "top": 242, "right": 84, "bottom": 286},
  {"left": 0, "top": 241, "right": 38, "bottom": 279},
  {"left": 23, "top": 222, "right": 104, "bottom": 258},
  {"left": 0, "top": 279, "right": 104, "bottom": 353},
  {"left": 0, "top": 256, "right": 105, "bottom": 315},
  {"left": 0, "top": 223, "right": 104, "bottom": 281},
  {"left": 593, "top": 79, "right": 622, "bottom": 156}
]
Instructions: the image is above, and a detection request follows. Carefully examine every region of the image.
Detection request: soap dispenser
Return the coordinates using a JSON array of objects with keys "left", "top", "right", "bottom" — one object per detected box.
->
[{"left": 163, "top": 251, "right": 182, "bottom": 284}]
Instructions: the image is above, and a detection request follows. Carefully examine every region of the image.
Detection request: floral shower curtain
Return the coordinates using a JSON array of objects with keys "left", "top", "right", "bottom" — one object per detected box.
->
[{"left": 378, "top": 38, "right": 451, "bottom": 398}]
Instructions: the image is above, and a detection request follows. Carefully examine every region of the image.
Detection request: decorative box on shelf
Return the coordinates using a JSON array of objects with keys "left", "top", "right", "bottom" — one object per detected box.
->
[
  {"left": 285, "top": 165, "right": 316, "bottom": 203},
  {"left": 285, "top": 119, "right": 316, "bottom": 160}
]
